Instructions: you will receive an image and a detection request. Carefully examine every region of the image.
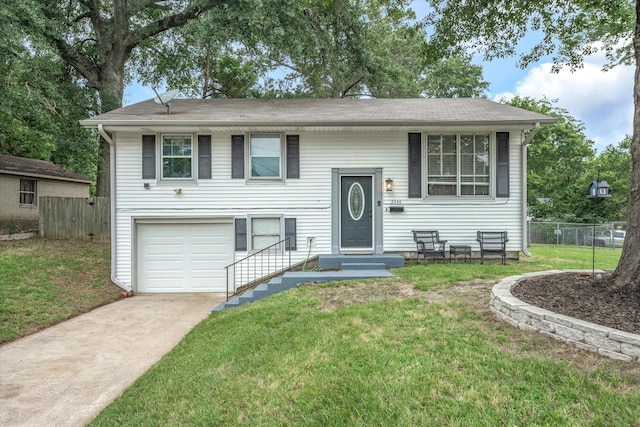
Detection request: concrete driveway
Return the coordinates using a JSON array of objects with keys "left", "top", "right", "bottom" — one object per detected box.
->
[{"left": 0, "top": 293, "right": 224, "bottom": 427}]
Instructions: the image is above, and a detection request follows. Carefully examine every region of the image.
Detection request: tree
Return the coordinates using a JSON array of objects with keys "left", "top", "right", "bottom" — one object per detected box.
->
[
  {"left": 587, "top": 137, "right": 633, "bottom": 222},
  {"left": 8, "top": 0, "right": 216, "bottom": 196},
  {"left": 424, "top": 0, "right": 640, "bottom": 289},
  {"left": 136, "top": 0, "right": 430, "bottom": 99},
  {"left": 506, "top": 97, "right": 595, "bottom": 221},
  {"left": 423, "top": 55, "right": 489, "bottom": 98},
  {"left": 137, "top": 1, "right": 491, "bottom": 100},
  {"left": 0, "top": 10, "right": 98, "bottom": 177}
]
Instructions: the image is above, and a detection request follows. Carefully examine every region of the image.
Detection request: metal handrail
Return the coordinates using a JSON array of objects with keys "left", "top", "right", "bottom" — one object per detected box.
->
[{"left": 225, "top": 237, "right": 292, "bottom": 300}]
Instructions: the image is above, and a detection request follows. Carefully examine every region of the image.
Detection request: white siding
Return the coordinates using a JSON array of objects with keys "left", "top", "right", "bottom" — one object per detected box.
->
[{"left": 112, "top": 129, "right": 527, "bottom": 288}]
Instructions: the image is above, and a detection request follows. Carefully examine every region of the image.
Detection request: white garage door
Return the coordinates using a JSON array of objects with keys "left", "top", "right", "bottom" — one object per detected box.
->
[{"left": 137, "top": 221, "right": 234, "bottom": 293}]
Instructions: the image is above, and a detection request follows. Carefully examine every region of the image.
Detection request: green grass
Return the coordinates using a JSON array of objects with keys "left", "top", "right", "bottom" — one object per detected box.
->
[
  {"left": 0, "top": 238, "right": 122, "bottom": 343},
  {"left": 398, "top": 244, "right": 623, "bottom": 291},
  {"left": 90, "top": 244, "right": 638, "bottom": 426}
]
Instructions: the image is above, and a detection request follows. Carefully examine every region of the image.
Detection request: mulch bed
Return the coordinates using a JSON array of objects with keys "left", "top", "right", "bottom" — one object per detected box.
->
[{"left": 512, "top": 272, "right": 640, "bottom": 335}]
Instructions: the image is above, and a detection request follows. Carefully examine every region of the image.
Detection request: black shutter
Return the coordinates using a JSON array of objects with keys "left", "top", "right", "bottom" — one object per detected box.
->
[
  {"left": 408, "top": 133, "right": 422, "bottom": 198},
  {"left": 285, "top": 218, "right": 297, "bottom": 250},
  {"left": 235, "top": 218, "right": 247, "bottom": 251},
  {"left": 286, "top": 135, "right": 300, "bottom": 179},
  {"left": 198, "top": 135, "right": 212, "bottom": 179},
  {"left": 142, "top": 135, "right": 156, "bottom": 179},
  {"left": 496, "top": 132, "right": 510, "bottom": 197},
  {"left": 231, "top": 135, "right": 244, "bottom": 179}
]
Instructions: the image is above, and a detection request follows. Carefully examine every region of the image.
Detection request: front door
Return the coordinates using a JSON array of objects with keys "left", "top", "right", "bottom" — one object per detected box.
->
[{"left": 340, "top": 176, "right": 373, "bottom": 250}]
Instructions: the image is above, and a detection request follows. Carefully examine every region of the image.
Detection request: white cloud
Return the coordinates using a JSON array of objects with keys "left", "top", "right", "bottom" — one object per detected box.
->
[{"left": 494, "top": 52, "right": 633, "bottom": 152}]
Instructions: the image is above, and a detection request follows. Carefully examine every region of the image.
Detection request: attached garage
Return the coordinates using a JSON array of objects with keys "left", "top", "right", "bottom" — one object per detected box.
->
[{"left": 136, "top": 219, "right": 234, "bottom": 293}]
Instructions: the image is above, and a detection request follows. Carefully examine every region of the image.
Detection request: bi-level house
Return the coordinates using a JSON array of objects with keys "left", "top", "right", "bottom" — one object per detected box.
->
[{"left": 80, "top": 98, "right": 555, "bottom": 294}]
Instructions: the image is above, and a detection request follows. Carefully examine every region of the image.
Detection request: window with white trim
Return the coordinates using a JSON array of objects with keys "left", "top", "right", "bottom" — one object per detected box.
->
[
  {"left": 162, "top": 135, "right": 193, "bottom": 179},
  {"left": 250, "top": 134, "right": 281, "bottom": 178},
  {"left": 250, "top": 217, "right": 282, "bottom": 250},
  {"left": 427, "top": 133, "right": 490, "bottom": 196},
  {"left": 19, "top": 179, "right": 36, "bottom": 205}
]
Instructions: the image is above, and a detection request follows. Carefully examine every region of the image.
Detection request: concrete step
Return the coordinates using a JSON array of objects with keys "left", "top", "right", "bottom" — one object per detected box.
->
[
  {"left": 341, "top": 262, "right": 386, "bottom": 271},
  {"left": 281, "top": 270, "right": 393, "bottom": 287},
  {"left": 237, "top": 290, "right": 256, "bottom": 304},
  {"left": 211, "top": 277, "right": 292, "bottom": 312},
  {"left": 212, "top": 295, "right": 241, "bottom": 311},
  {"left": 212, "top": 267, "right": 395, "bottom": 313},
  {"left": 319, "top": 254, "right": 404, "bottom": 270}
]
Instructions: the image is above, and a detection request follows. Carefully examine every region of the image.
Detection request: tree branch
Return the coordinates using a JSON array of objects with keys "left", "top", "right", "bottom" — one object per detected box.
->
[
  {"left": 41, "top": 8, "right": 100, "bottom": 89},
  {"left": 40, "top": 7, "right": 101, "bottom": 87},
  {"left": 124, "top": 2, "right": 217, "bottom": 53}
]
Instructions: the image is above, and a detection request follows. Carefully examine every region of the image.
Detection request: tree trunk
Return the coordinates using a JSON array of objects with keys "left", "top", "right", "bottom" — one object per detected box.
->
[
  {"left": 611, "top": 0, "right": 640, "bottom": 291},
  {"left": 94, "top": 68, "right": 125, "bottom": 197}
]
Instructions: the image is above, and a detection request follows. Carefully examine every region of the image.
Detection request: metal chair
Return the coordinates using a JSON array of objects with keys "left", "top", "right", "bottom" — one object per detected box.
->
[
  {"left": 476, "top": 231, "right": 509, "bottom": 264},
  {"left": 412, "top": 230, "right": 447, "bottom": 263}
]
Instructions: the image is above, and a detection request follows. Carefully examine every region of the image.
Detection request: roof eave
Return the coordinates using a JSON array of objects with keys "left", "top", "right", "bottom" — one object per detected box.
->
[
  {"left": 0, "top": 169, "right": 93, "bottom": 184},
  {"left": 80, "top": 119, "right": 558, "bottom": 129}
]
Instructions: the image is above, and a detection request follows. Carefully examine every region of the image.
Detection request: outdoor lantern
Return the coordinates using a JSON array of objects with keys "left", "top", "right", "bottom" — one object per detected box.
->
[
  {"left": 587, "top": 180, "right": 612, "bottom": 199},
  {"left": 587, "top": 176, "right": 612, "bottom": 276},
  {"left": 384, "top": 178, "right": 394, "bottom": 192}
]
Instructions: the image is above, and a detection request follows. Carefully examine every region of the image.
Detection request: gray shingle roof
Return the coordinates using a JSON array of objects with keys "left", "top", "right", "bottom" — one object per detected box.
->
[
  {"left": 80, "top": 98, "right": 556, "bottom": 127},
  {"left": 0, "top": 155, "right": 93, "bottom": 183}
]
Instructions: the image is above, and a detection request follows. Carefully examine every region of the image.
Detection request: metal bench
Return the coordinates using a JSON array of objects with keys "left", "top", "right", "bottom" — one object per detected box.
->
[
  {"left": 412, "top": 230, "right": 447, "bottom": 263},
  {"left": 476, "top": 231, "right": 508, "bottom": 264}
]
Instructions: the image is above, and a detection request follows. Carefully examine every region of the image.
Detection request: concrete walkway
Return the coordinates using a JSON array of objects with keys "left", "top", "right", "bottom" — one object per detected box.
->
[{"left": 0, "top": 294, "right": 224, "bottom": 426}]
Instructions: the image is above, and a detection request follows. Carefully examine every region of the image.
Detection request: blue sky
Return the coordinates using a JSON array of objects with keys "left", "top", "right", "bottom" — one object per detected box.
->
[{"left": 124, "top": 3, "right": 633, "bottom": 153}]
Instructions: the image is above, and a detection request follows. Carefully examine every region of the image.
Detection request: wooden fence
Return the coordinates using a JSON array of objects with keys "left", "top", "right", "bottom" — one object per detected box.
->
[{"left": 39, "top": 197, "right": 110, "bottom": 241}]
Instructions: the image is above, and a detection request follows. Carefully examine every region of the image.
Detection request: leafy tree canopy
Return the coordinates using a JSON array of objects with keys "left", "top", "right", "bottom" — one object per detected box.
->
[
  {"left": 586, "top": 136, "right": 632, "bottom": 222},
  {"left": 0, "top": 7, "right": 98, "bottom": 177},
  {"left": 135, "top": 0, "right": 431, "bottom": 98},
  {"left": 422, "top": 55, "right": 489, "bottom": 98},
  {"left": 424, "top": 0, "right": 634, "bottom": 71},
  {"left": 507, "top": 97, "right": 595, "bottom": 220}
]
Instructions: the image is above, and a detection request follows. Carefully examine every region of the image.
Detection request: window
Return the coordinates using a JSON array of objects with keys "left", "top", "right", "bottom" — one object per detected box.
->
[
  {"left": 460, "top": 134, "right": 490, "bottom": 195},
  {"left": 162, "top": 135, "right": 192, "bottom": 179},
  {"left": 250, "top": 134, "right": 281, "bottom": 178},
  {"left": 427, "top": 133, "right": 490, "bottom": 196},
  {"left": 236, "top": 217, "right": 297, "bottom": 251},
  {"left": 427, "top": 135, "right": 457, "bottom": 195},
  {"left": 19, "top": 179, "right": 36, "bottom": 205},
  {"left": 251, "top": 217, "right": 282, "bottom": 250},
  {"left": 232, "top": 134, "right": 299, "bottom": 180}
]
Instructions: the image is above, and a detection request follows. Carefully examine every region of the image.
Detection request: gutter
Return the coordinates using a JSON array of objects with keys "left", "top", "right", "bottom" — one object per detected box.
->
[
  {"left": 98, "top": 124, "right": 131, "bottom": 292},
  {"left": 81, "top": 119, "right": 558, "bottom": 130},
  {"left": 521, "top": 123, "right": 540, "bottom": 257}
]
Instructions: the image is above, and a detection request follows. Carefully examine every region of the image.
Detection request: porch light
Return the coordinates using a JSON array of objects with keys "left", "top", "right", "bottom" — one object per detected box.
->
[{"left": 384, "top": 178, "right": 394, "bottom": 192}]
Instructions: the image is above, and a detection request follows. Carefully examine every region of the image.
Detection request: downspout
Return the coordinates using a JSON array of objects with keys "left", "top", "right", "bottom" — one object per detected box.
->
[
  {"left": 98, "top": 124, "right": 130, "bottom": 291},
  {"left": 521, "top": 122, "right": 540, "bottom": 257}
]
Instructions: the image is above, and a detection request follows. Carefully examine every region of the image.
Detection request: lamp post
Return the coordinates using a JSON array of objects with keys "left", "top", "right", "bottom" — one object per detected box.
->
[{"left": 587, "top": 171, "right": 611, "bottom": 276}]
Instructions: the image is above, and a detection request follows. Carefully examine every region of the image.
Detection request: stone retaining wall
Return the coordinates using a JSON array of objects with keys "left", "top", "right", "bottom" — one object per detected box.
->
[
  {"left": 490, "top": 270, "right": 640, "bottom": 362},
  {"left": 0, "top": 232, "right": 36, "bottom": 241}
]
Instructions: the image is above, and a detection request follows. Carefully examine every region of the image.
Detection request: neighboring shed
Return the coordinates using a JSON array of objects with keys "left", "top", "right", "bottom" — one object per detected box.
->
[{"left": 0, "top": 155, "right": 93, "bottom": 227}]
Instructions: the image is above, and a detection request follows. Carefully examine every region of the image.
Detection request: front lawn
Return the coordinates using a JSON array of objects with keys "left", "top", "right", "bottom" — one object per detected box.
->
[
  {"left": 91, "top": 245, "right": 639, "bottom": 426},
  {"left": 0, "top": 238, "right": 122, "bottom": 343}
]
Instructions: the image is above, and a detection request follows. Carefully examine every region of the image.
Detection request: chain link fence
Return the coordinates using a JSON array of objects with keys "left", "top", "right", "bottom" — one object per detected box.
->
[{"left": 528, "top": 221, "right": 626, "bottom": 248}]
